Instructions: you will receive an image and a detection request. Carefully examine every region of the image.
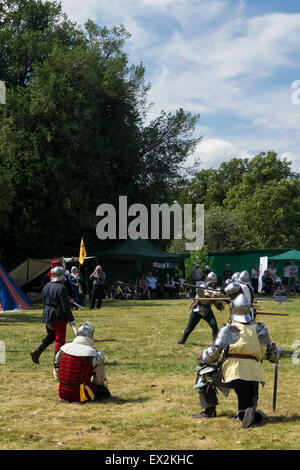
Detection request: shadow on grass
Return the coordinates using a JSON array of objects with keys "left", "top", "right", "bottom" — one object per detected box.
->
[
  {"left": 269, "top": 415, "right": 300, "bottom": 424},
  {"left": 94, "top": 339, "right": 118, "bottom": 343},
  {"left": 107, "top": 395, "right": 150, "bottom": 405},
  {"left": 102, "top": 302, "right": 172, "bottom": 309},
  {"left": 0, "top": 314, "right": 42, "bottom": 323}
]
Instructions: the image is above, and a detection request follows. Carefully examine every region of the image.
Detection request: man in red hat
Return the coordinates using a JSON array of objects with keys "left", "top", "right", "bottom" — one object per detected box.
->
[
  {"left": 30, "top": 267, "right": 75, "bottom": 375},
  {"left": 42, "top": 260, "right": 62, "bottom": 287}
]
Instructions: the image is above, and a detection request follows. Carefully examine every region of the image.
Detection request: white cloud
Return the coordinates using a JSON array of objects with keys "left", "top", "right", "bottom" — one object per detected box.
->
[
  {"left": 56, "top": 0, "right": 300, "bottom": 172},
  {"left": 185, "top": 138, "right": 254, "bottom": 170}
]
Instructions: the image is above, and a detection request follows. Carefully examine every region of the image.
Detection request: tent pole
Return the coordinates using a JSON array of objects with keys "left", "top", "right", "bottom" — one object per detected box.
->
[{"left": 26, "top": 259, "right": 29, "bottom": 285}]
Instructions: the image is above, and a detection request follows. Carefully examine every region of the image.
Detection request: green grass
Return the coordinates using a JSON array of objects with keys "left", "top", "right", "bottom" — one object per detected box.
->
[{"left": 0, "top": 297, "right": 300, "bottom": 450}]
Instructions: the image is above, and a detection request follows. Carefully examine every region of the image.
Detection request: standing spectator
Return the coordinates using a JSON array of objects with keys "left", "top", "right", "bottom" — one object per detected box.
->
[
  {"left": 90, "top": 266, "right": 106, "bottom": 309},
  {"left": 223, "top": 264, "right": 233, "bottom": 284},
  {"left": 68, "top": 266, "right": 85, "bottom": 307},
  {"left": 268, "top": 263, "right": 277, "bottom": 283},
  {"left": 163, "top": 274, "right": 179, "bottom": 299},
  {"left": 139, "top": 274, "right": 150, "bottom": 300},
  {"left": 204, "top": 265, "right": 211, "bottom": 277},
  {"left": 145, "top": 272, "right": 158, "bottom": 298},
  {"left": 288, "top": 260, "right": 298, "bottom": 293},
  {"left": 282, "top": 262, "right": 290, "bottom": 288},
  {"left": 192, "top": 264, "right": 202, "bottom": 294},
  {"left": 251, "top": 264, "right": 259, "bottom": 294},
  {"left": 30, "top": 267, "right": 75, "bottom": 373}
]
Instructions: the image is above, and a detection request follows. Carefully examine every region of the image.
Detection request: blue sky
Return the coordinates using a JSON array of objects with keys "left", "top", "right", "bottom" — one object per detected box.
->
[{"left": 59, "top": 0, "right": 300, "bottom": 172}]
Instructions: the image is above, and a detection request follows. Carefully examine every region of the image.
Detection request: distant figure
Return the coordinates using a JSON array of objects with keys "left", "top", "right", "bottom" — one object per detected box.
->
[
  {"left": 223, "top": 264, "right": 233, "bottom": 283},
  {"left": 145, "top": 272, "right": 158, "bottom": 298},
  {"left": 163, "top": 274, "right": 179, "bottom": 299},
  {"left": 68, "top": 266, "right": 85, "bottom": 307},
  {"left": 282, "top": 262, "right": 290, "bottom": 288},
  {"left": 262, "top": 270, "right": 273, "bottom": 295},
  {"left": 251, "top": 264, "right": 259, "bottom": 294},
  {"left": 288, "top": 260, "right": 298, "bottom": 293},
  {"left": 192, "top": 264, "right": 202, "bottom": 294},
  {"left": 90, "top": 266, "right": 106, "bottom": 309},
  {"left": 139, "top": 274, "right": 151, "bottom": 300}
]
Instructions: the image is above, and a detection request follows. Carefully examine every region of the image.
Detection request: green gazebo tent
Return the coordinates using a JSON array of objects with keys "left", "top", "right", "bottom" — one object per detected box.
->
[
  {"left": 93, "top": 238, "right": 190, "bottom": 284},
  {"left": 268, "top": 249, "right": 300, "bottom": 261}
]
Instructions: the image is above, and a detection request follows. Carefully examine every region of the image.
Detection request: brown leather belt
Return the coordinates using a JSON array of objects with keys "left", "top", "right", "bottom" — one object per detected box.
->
[
  {"left": 60, "top": 382, "right": 79, "bottom": 387},
  {"left": 225, "top": 353, "right": 258, "bottom": 362}
]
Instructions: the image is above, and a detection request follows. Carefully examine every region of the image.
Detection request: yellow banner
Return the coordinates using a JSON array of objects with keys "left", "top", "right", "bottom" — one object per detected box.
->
[{"left": 79, "top": 237, "right": 87, "bottom": 265}]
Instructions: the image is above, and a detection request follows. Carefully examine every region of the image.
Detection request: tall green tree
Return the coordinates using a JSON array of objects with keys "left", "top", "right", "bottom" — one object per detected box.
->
[{"left": 0, "top": 0, "right": 200, "bottom": 269}]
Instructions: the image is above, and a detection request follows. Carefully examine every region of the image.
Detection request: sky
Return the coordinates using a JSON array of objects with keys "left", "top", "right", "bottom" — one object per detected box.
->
[{"left": 58, "top": 0, "right": 300, "bottom": 172}]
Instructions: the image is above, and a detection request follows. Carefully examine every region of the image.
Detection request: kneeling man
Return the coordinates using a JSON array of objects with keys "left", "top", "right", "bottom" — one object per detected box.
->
[{"left": 54, "top": 321, "right": 111, "bottom": 403}]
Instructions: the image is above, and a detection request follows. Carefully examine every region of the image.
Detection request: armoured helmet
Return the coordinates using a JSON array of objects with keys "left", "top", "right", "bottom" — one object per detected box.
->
[
  {"left": 77, "top": 321, "right": 95, "bottom": 339},
  {"left": 239, "top": 270, "right": 250, "bottom": 283},
  {"left": 207, "top": 272, "right": 217, "bottom": 284},
  {"left": 231, "top": 272, "right": 240, "bottom": 281},
  {"left": 51, "top": 266, "right": 66, "bottom": 282}
]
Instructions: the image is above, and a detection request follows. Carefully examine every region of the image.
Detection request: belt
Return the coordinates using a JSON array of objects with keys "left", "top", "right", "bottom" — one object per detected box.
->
[
  {"left": 225, "top": 353, "right": 258, "bottom": 362},
  {"left": 60, "top": 382, "right": 95, "bottom": 402},
  {"left": 60, "top": 381, "right": 78, "bottom": 387}
]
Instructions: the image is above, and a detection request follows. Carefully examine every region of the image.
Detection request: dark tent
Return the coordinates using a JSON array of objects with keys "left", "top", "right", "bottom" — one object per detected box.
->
[{"left": 93, "top": 238, "right": 190, "bottom": 284}]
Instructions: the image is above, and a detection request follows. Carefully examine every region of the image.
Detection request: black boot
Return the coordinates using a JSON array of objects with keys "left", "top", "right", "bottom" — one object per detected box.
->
[
  {"left": 30, "top": 341, "right": 48, "bottom": 364},
  {"left": 177, "top": 332, "right": 189, "bottom": 344},
  {"left": 192, "top": 407, "right": 217, "bottom": 418},
  {"left": 241, "top": 407, "right": 256, "bottom": 428}
]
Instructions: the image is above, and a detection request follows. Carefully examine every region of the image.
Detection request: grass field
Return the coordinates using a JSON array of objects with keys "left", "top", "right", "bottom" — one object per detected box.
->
[{"left": 0, "top": 296, "right": 300, "bottom": 450}]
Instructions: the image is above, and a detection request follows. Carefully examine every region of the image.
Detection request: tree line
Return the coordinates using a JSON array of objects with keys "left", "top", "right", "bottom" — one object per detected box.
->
[{"left": 0, "top": 0, "right": 199, "bottom": 269}]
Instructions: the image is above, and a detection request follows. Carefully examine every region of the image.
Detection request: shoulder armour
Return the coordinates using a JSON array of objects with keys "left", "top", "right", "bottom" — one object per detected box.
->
[
  {"left": 92, "top": 351, "right": 105, "bottom": 368},
  {"left": 224, "top": 281, "right": 241, "bottom": 296},
  {"left": 214, "top": 323, "right": 240, "bottom": 349},
  {"left": 256, "top": 322, "right": 271, "bottom": 346}
]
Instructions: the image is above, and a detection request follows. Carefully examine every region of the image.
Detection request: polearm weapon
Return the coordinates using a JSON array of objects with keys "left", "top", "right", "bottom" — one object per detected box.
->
[
  {"left": 272, "top": 360, "right": 279, "bottom": 412},
  {"left": 175, "top": 281, "right": 222, "bottom": 295},
  {"left": 255, "top": 312, "right": 289, "bottom": 317}
]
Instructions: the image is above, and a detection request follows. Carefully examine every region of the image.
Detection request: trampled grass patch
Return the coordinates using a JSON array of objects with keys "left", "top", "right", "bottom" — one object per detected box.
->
[{"left": 0, "top": 298, "right": 299, "bottom": 450}]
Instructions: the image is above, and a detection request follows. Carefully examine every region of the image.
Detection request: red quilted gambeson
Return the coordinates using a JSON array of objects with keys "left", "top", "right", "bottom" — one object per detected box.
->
[{"left": 58, "top": 352, "right": 97, "bottom": 402}]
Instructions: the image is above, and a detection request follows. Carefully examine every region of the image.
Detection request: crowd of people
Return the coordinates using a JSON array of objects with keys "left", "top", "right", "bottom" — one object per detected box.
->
[
  {"left": 138, "top": 272, "right": 179, "bottom": 299},
  {"left": 250, "top": 260, "right": 299, "bottom": 295},
  {"left": 28, "top": 258, "right": 284, "bottom": 428}
]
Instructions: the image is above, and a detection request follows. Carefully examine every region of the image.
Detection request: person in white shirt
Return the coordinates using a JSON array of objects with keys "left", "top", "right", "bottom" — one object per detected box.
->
[
  {"left": 268, "top": 263, "right": 277, "bottom": 282},
  {"left": 251, "top": 264, "right": 259, "bottom": 293},
  {"left": 288, "top": 260, "right": 298, "bottom": 293},
  {"left": 282, "top": 262, "right": 290, "bottom": 288},
  {"left": 145, "top": 272, "right": 158, "bottom": 298}
]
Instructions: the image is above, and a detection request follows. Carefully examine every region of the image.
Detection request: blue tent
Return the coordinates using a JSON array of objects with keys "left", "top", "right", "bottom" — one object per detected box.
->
[{"left": 0, "top": 263, "right": 33, "bottom": 312}]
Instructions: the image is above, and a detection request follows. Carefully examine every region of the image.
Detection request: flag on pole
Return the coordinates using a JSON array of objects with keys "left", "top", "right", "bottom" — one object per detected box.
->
[{"left": 79, "top": 237, "right": 87, "bottom": 265}]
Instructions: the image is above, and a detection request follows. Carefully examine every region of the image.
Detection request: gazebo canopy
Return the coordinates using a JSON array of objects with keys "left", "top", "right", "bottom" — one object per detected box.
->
[
  {"left": 93, "top": 238, "right": 190, "bottom": 284},
  {"left": 269, "top": 249, "right": 300, "bottom": 261}
]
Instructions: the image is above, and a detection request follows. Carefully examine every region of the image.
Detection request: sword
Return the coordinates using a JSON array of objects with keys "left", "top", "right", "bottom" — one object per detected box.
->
[
  {"left": 272, "top": 361, "right": 279, "bottom": 412},
  {"left": 72, "top": 301, "right": 84, "bottom": 309},
  {"left": 70, "top": 323, "right": 77, "bottom": 335}
]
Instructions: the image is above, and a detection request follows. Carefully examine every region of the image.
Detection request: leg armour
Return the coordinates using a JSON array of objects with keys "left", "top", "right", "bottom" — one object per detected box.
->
[{"left": 198, "top": 383, "right": 218, "bottom": 409}]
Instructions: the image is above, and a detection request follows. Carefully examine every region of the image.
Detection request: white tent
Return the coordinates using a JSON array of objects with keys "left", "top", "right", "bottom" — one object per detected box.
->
[{"left": 9, "top": 257, "right": 96, "bottom": 287}]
